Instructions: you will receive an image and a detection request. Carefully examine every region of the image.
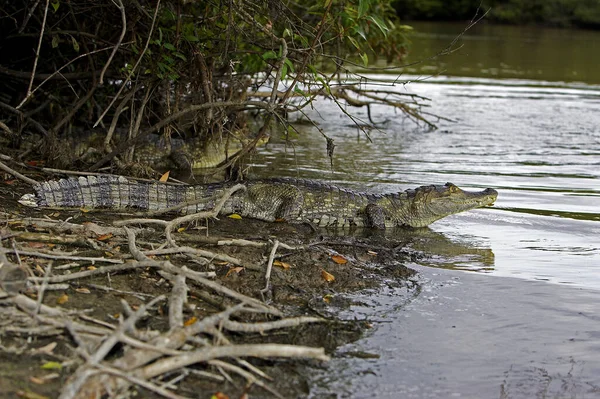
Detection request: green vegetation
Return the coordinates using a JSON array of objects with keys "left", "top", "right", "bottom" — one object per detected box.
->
[
  {"left": 394, "top": 0, "right": 600, "bottom": 29},
  {"left": 0, "top": 0, "right": 435, "bottom": 175}
]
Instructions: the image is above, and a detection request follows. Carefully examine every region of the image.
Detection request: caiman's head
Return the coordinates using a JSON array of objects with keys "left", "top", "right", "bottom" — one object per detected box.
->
[{"left": 405, "top": 182, "right": 498, "bottom": 227}]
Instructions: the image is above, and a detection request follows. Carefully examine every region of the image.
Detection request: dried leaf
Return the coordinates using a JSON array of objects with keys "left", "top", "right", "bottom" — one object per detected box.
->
[
  {"left": 87, "top": 266, "right": 97, "bottom": 270},
  {"left": 16, "top": 390, "right": 50, "bottom": 399},
  {"left": 56, "top": 293, "right": 69, "bottom": 305},
  {"left": 321, "top": 269, "right": 335, "bottom": 282},
  {"left": 323, "top": 294, "right": 333, "bottom": 303},
  {"left": 41, "top": 361, "right": 62, "bottom": 370},
  {"left": 184, "top": 316, "right": 198, "bottom": 327},
  {"left": 227, "top": 213, "right": 242, "bottom": 219},
  {"left": 177, "top": 227, "right": 186, "bottom": 233},
  {"left": 75, "top": 288, "right": 91, "bottom": 294},
  {"left": 27, "top": 242, "right": 47, "bottom": 249},
  {"left": 159, "top": 171, "right": 170, "bottom": 182},
  {"left": 30, "top": 373, "right": 60, "bottom": 384},
  {"left": 367, "top": 250, "right": 378, "bottom": 256},
  {"left": 211, "top": 393, "right": 229, "bottom": 399},
  {"left": 35, "top": 342, "right": 57, "bottom": 355},
  {"left": 80, "top": 207, "right": 91, "bottom": 213},
  {"left": 96, "top": 233, "right": 113, "bottom": 241},
  {"left": 225, "top": 266, "right": 244, "bottom": 278},
  {"left": 331, "top": 254, "right": 348, "bottom": 264},
  {"left": 214, "top": 261, "right": 230, "bottom": 266},
  {"left": 273, "top": 260, "right": 291, "bottom": 270}
]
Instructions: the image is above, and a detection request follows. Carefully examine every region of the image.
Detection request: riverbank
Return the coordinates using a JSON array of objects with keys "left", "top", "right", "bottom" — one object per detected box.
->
[{"left": 0, "top": 177, "right": 418, "bottom": 398}]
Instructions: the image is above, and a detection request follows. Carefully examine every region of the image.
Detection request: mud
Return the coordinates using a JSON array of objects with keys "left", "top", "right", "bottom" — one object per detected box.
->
[{"left": 0, "top": 177, "right": 420, "bottom": 398}]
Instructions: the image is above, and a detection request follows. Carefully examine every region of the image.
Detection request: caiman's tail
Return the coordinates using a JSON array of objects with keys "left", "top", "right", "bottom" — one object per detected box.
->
[{"left": 18, "top": 175, "right": 223, "bottom": 212}]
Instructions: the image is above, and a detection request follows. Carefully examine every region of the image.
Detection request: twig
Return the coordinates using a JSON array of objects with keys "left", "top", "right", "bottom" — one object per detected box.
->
[
  {"left": 163, "top": 183, "right": 246, "bottom": 246},
  {"left": 260, "top": 240, "right": 279, "bottom": 300},
  {"left": 165, "top": 272, "right": 187, "bottom": 329},
  {"left": 3, "top": 248, "right": 124, "bottom": 264},
  {"left": 94, "top": 363, "right": 187, "bottom": 399},
  {"left": 59, "top": 296, "right": 167, "bottom": 399},
  {"left": 221, "top": 316, "right": 325, "bottom": 333},
  {"left": 138, "top": 343, "right": 329, "bottom": 379},
  {"left": 99, "top": 0, "right": 126, "bottom": 84},
  {"left": 16, "top": 0, "right": 50, "bottom": 110},
  {"left": 93, "top": 0, "right": 161, "bottom": 127},
  {"left": 209, "top": 360, "right": 283, "bottom": 399},
  {"left": 123, "top": 228, "right": 280, "bottom": 315},
  {"left": 0, "top": 158, "right": 39, "bottom": 185},
  {"left": 143, "top": 246, "right": 243, "bottom": 267},
  {"left": 27, "top": 262, "right": 159, "bottom": 284},
  {"left": 33, "top": 263, "right": 52, "bottom": 317}
]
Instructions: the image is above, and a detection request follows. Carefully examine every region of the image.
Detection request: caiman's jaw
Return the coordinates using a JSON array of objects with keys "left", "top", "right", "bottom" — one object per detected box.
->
[{"left": 408, "top": 182, "right": 498, "bottom": 227}]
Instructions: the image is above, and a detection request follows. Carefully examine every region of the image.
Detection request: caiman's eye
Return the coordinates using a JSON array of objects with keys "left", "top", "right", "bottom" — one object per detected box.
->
[{"left": 445, "top": 183, "right": 458, "bottom": 193}]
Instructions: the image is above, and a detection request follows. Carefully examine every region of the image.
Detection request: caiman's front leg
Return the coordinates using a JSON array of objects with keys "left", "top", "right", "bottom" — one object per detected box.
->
[
  {"left": 245, "top": 183, "right": 304, "bottom": 222},
  {"left": 364, "top": 203, "right": 386, "bottom": 229}
]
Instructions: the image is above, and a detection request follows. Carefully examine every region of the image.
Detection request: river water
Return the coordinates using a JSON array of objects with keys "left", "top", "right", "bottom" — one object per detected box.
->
[{"left": 251, "top": 22, "right": 600, "bottom": 398}]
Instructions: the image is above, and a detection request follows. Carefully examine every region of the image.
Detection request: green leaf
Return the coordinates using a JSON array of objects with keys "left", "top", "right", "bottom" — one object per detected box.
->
[
  {"left": 348, "top": 36, "right": 360, "bottom": 50},
  {"left": 359, "top": 53, "right": 368, "bottom": 67},
  {"left": 173, "top": 52, "right": 187, "bottom": 61},
  {"left": 280, "top": 63, "right": 288, "bottom": 80},
  {"left": 185, "top": 35, "right": 199, "bottom": 42},
  {"left": 358, "top": 0, "right": 368, "bottom": 18},
  {"left": 51, "top": 35, "right": 59, "bottom": 48},
  {"left": 353, "top": 25, "right": 367, "bottom": 40},
  {"left": 367, "top": 15, "right": 389, "bottom": 36},
  {"left": 163, "top": 42, "right": 176, "bottom": 51},
  {"left": 51, "top": 0, "right": 60, "bottom": 12},
  {"left": 71, "top": 35, "right": 79, "bottom": 52},
  {"left": 284, "top": 58, "right": 294, "bottom": 73},
  {"left": 41, "top": 361, "right": 62, "bottom": 370},
  {"left": 157, "top": 27, "right": 163, "bottom": 45},
  {"left": 294, "top": 86, "right": 306, "bottom": 96},
  {"left": 262, "top": 50, "right": 278, "bottom": 60}
]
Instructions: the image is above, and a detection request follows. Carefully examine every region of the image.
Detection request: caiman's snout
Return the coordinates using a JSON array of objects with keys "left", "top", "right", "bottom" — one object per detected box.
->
[{"left": 482, "top": 188, "right": 498, "bottom": 206}]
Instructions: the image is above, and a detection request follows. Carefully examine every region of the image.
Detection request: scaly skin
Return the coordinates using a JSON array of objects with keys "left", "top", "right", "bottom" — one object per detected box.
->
[{"left": 19, "top": 176, "right": 498, "bottom": 228}]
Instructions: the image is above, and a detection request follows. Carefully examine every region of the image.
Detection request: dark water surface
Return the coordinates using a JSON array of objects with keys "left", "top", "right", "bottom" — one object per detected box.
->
[{"left": 248, "top": 23, "right": 600, "bottom": 399}]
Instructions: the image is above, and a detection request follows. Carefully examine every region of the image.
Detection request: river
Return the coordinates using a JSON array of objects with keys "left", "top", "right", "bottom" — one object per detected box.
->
[{"left": 250, "top": 22, "right": 600, "bottom": 398}]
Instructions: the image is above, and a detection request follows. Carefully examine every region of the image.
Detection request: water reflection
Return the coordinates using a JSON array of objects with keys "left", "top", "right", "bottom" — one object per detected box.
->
[
  {"left": 249, "top": 74, "right": 600, "bottom": 288},
  {"left": 403, "top": 21, "right": 600, "bottom": 84},
  {"left": 317, "top": 226, "right": 495, "bottom": 272}
]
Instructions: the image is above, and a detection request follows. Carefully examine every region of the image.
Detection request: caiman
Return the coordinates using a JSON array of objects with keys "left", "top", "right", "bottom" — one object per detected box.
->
[
  {"left": 19, "top": 176, "right": 498, "bottom": 228},
  {"left": 2, "top": 129, "right": 267, "bottom": 172}
]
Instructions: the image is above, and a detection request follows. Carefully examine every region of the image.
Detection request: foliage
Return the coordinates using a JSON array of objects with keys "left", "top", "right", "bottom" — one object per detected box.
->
[
  {"left": 394, "top": 0, "right": 600, "bottom": 28},
  {"left": 0, "top": 0, "right": 431, "bottom": 173}
]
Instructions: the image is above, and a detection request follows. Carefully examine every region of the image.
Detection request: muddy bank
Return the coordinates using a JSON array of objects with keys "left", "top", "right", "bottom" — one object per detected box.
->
[{"left": 0, "top": 178, "right": 419, "bottom": 398}]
